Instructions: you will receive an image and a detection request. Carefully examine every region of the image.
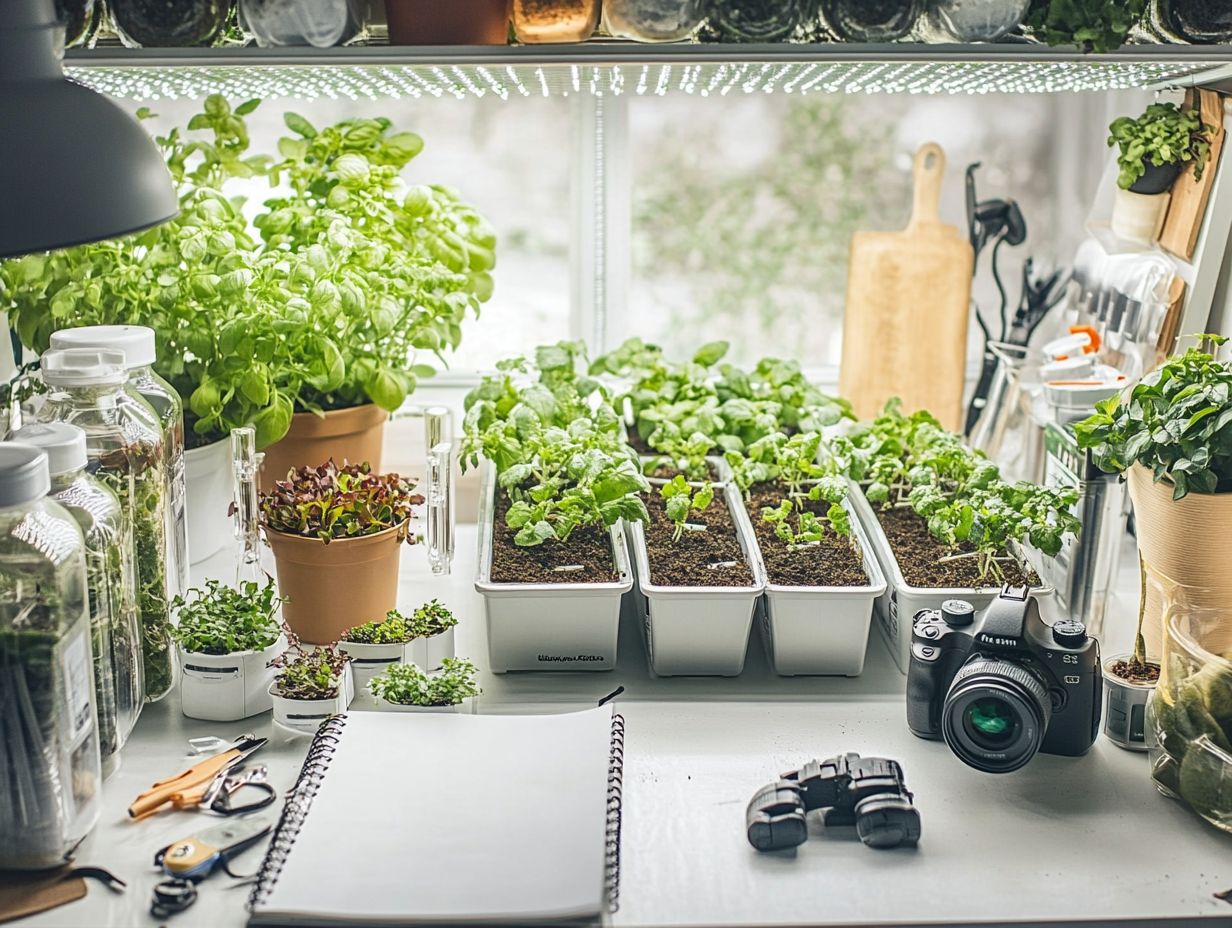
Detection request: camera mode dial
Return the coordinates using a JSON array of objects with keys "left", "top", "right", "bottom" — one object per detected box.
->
[
  {"left": 941, "top": 599, "right": 975, "bottom": 627},
  {"left": 1051, "top": 620, "right": 1087, "bottom": 648}
]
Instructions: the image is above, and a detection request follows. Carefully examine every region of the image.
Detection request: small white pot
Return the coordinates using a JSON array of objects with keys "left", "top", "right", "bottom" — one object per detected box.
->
[
  {"left": 376, "top": 694, "right": 477, "bottom": 714},
  {"left": 185, "top": 438, "right": 233, "bottom": 566},
  {"left": 1102, "top": 654, "right": 1158, "bottom": 752},
  {"left": 269, "top": 664, "right": 355, "bottom": 735},
  {"left": 180, "top": 636, "right": 286, "bottom": 722},
  {"left": 422, "top": 627, "right": 455, "bottom": 670},
  {"left": 338, "top": 639, "right": 421, "bottom": 709},
  {"left": 1110, "top": 188, "right": 1170, "bottom": 246}
]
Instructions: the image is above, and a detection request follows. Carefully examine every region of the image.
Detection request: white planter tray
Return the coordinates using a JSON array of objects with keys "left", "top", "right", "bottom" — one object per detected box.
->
[
  {"left": 475, "top": 463, "right": 631, "bottom": 673},
  {"left": 338, "top": 639, "right": 422, "bottom": 709},
  {"left": 269, "top": 664, "right": 355, "bottom": 735},
  {"left": 630, "top": 479, "right": 766, "bottom": 677},
  {"left": 753, "top": 498, "right": 889, "bottom": 677},
  {"left": 179, "top": 636, "right": 286, "bottom": 722},
  {"left": 848, "top": 483, "right": 1054, "bottom": 674}
]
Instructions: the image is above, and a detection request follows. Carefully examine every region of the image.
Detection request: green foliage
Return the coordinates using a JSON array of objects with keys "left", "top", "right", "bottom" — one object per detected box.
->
[
  {"left": 259, "top": 459, "right": 423, "bottom": 543},
  {"left": 660, "top": 476, "right": 715, "bottom": 542},
  {"left": 0, "top": 95, "right": 495, "bottom": 448},
  {"left": 270, "top": 634, "right": 350, "bottom": 701},
  {"left": 368, "top": 657, "right": 481, "bottom": 707},
  {"left": 1107, "top": 103, "right": 1214, "bottom": 191},
  {"left": 343, "top": 599, "right": 457, "bottom": 643},
  {"left": 170, "top": 579, "right": 283, "bottom": 655},
  {"left": 413, "top": 599, "right": 458, "bottom": 636},
  {"left": 1025, "top": 0, "right": 1144, "bottom": 52},
  {"left": 1075, "top": 336, "right": 1232, "bottom": 499}
]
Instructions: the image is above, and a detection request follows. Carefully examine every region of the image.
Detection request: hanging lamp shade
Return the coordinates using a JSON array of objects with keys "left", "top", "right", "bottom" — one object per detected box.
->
[{"left": 0, "top": 0, "right": 177, "bottom": 259}]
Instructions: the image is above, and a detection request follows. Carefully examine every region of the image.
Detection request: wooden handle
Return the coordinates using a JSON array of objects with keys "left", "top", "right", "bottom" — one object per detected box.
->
[
  {"left": 128, "top": 749, "right": 239, "bottom": 820},
  {"left": 908, "top": 142, "right": 946, "bottom": 229}
]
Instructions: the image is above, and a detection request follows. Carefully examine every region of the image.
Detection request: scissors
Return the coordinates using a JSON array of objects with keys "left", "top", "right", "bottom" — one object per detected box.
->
[{"left": 128, "top": 736, "right": 267, "bottom": 820}]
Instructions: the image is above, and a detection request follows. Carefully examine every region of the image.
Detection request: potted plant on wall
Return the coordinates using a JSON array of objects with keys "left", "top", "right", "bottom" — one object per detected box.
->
[
  {"left": 368, "top": 658, "right": 481, "bottom": 713},
  {"left": 1106, "top": 101, "right": 1214, "bottom": 245},
  {"left": 259, "top": 460, "right": 423, "bottom": 644},
  {"left": 268, "top": 633, "right": 354, "bottom": 734},
  {"left": 1075, "top": 335, "right": 1232, "bottom": 661},
  {"left": 172, "top": 580, "right": 287, "bottom": 722}
]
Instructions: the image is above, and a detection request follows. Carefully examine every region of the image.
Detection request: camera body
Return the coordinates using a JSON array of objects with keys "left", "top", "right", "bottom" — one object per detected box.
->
[{"left": 906, "top": 586, "right": 1101, "bottom": 773}]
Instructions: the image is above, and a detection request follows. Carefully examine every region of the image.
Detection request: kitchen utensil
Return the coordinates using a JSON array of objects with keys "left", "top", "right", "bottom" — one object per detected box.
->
[{"left": 127, "top": 736, "right": 267, "bottom": 820}]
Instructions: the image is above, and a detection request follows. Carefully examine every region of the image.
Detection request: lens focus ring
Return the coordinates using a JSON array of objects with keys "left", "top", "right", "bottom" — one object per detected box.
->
[{"left": 951, "top": 658, "right": 1054, "bottom": 729}]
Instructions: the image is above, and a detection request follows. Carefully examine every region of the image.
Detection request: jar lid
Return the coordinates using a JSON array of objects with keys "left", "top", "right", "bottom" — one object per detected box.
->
[
  {"left": 10, "top": 423, "right": 87, "bottom": 477},
  {"left": 50, "top": 324, "right": 156, "bottom": 369},
  {"left": 41, "top": 347, "right": 128, "bottom": 387},
  {"left": 0, "top": 443, "right": 51, "bottom": 507}
]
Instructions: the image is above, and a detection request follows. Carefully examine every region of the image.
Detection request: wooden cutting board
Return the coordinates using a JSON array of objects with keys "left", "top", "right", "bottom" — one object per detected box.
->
[{"left": 839, "top": 143, "right": 974, "bottom": 430}]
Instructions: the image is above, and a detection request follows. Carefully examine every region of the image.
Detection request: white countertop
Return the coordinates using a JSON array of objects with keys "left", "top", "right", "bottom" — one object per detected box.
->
[{"left": 14, "top": 528, "right": 1232, "bottom": 927}]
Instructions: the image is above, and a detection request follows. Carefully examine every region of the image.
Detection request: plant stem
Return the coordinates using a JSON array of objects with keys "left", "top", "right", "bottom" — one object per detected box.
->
[{"left": 1133, "top": 551, "right": 1148, "bottom": 668}]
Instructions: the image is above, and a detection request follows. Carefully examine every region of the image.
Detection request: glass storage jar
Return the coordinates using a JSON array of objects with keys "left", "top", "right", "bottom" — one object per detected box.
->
[
  {"left": 110, "top": 0, "right": 233, "bottom": 47},
  {"left": 56, "top": 0, "right": 103, "bottom": 47},
  {"left": 603, "top": 0, "right": 705, "bottom": 41},
  {"left": 705, "top": 0, "right": 812, "bottom": 41},
  {"left": 920, "top": 0, "right": 1029, "bottom": 42},
  {"left": 512, "top": 0, "right": 598, "bottom": 42},
  {"left": 10, "top": 423, "right": 144, "bottom": 778},
  {"left": 37, "top": 348, "right": 176, "bottom": 704},
  {"left": 1151, "top": 0, "right": 1232, "bottom": 43},
  {"left": 1148, "top": 602, "right": 1232, "bottom": 834},
  {"left": 51, "top": 326, "right": 188, "bottom": 602},
  {"left": 238, "top": 0, "right": 368, "bottom": 46},
  {"left": 820, "top": 0, "right": 923, "bottom": 42},
  {"left": 0, "top": 443, "right": 100, "bottom": 870},
  {"left": 385, "top": 0, "right": 510, "bottom": 44}
]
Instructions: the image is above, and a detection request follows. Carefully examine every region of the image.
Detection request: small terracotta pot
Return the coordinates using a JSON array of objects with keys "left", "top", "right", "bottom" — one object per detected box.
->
[
  {"left": 386, "top": 0, "right": 511, "bottom": 44},
  {"left": 260, "top": 404, "right": 387, "bottom": 491},
  {"left": 267, "top": 526, "right": 405, "bottom": 644}
]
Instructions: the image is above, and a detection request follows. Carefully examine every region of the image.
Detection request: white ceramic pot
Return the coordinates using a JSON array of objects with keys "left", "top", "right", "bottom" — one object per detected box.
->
[
  {"left": 269, "top": 664, "right": 355, "bottom": 735},
  {"left": 1102, "top": 654, "right": 1158, "bottom": 752},
  {"left": 338, "top": 639, "right": 422, "bottom": 709},
  {"left": 184, "top": 438, "right": 233, "bottom": 566},
  {"left": 422, "top": 627, "right": 455, "bottom": 670},
  {"left": 376, "top": 695, "right": 477, "bottom": 714},
  {"left": 180, "top": 637, "right": 286, "bottom": 722},
  {"left": 1110, "top": 188, "right": 1170, "bottom": 246}
]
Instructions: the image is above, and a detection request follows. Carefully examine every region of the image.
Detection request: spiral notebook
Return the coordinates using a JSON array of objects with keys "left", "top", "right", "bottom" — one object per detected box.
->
[{"left": 247, "top": 706, "right": 624, "bottom": 926}]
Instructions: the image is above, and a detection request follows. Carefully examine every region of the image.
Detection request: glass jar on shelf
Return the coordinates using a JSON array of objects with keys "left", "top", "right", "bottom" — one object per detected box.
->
[
  {"left": 56, "top": 0, "right": 104, "bottom": 47},
  {"left": 385, "top": 0, "right": 510, "bottom": 45},
  {"left": 0, "top": 443, "right": 99, "bottom": 870},
  {"left": 512, "top": 0, "right": 598, "bottom": 43},
  {"left": 1150, "top": 0, "right": 1232, "bottom": 43},
  {"left": 109, "top": 0, "right": 233, "bottom": 47},
  {"left": 238, "top": 0, "right": 369, "bottom": 47},
  {"left": 603, "top": 0, "right": 705, "bottom": 42},
  {"left": 919, "top": 0, "right": 1029, "bottom": 42},
  {"left": 50, "top": 326, "right": 187, "bottom": 602},
  {"left": 819, "top": 0, "right": 923, "bottom": 42},
  {"left": 704, "top": 0, "right": 813, "bottom": 42},
  {"left": 37, "top": 348, "right": 176, "bottom": 704},
  {"left": 10, "top": 423, "right": 144, "bottom": 778}
]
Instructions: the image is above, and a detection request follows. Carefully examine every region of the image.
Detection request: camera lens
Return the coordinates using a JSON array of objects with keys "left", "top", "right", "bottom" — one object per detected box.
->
[{"left": 942, "top": 657, "right": 1051, "bottom": 774}]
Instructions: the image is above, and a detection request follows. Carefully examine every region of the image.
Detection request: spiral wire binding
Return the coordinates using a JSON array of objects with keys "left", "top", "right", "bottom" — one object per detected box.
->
[
  {"left": 606, "top": 712, "right": 626, "bottom": 914},
  {"left": 247, "top": 715, "right": 349, "bottom": 912}
]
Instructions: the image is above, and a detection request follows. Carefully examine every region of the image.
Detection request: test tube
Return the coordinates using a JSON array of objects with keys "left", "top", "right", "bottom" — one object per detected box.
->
[
  {"left": 424, "top": 407, "right": 454, "bottom": 576},
  {"left": 231, "top": 426, "right": 264, "bottom": 586}
]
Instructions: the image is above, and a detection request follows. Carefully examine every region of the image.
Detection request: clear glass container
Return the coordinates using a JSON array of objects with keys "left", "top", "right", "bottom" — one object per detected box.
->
[
  {"left": 920, "top": 0, "right": 1029, "bottom": 42},
  {"left": 0, "top": 444, "right": 100, "bottom": 870},
  {"left": 705, "top": 0, "right": 813, "bottom": 42},
  {"left": 50, "top": 326, "right": 188, "bottom": 603},
  {"left": 238, "top": 0, "right": 369, "bottom": 47},
  {"left": 56, "top": 0, "right": 104, "bottom": 47},
  {"left": 37, "top": 349, "right": 176, "bottom": 704},
  {"left": 1150, "top": 0, "right": 1232, "bottom": 43},
  {"left": 820, "top": 0, "right": 923, "bottom": 42},
  {"left": 603, "top": 0, "right": 704, "bottom": 41},
  {"left": 110, "top": 0, "right": 233, "bottom": 47},
  {"left": 512, "top": 0, "right": 599, "bottom": 43},
  {"left": 11, "top": 423, "right": 144, "bottom": 777},
  {"left": 385, "top": 0, "right": 510, "bottom": 45},
  {"left": 1149, "top": 601, "right": 1232, "bottom": 834}
]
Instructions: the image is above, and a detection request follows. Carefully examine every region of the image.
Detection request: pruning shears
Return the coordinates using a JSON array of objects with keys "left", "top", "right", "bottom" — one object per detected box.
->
[{"left": 128, "top": 736, "right": 267, "bottom": 820}]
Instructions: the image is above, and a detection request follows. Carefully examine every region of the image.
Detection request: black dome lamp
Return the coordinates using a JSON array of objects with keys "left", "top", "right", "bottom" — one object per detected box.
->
[{"left": 0, "top": 0, "right": 178, "bottom": 259}]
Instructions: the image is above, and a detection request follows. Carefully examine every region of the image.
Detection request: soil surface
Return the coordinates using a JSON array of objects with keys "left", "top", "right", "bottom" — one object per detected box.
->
[
  {"left": 643, "top": 488, "right": 753, "bottom": 587},
  {"left": 490, "top": 494, "right": 617, "bottom": 584},
  {"left": 643, "top": 461, "right": 721, "bottom": 481},
  {"left": 1110, "top": 658, "right": 1160, "bottom": 685},
  {"left": 747, "top": 483, "right": 868, "bottom": 587},
  {"left": 875, "top": 505, "right": 1038, "bottom": 589}
]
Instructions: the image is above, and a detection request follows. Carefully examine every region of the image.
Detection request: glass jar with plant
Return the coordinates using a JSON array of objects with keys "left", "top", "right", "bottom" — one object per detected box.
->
[
  {"left": 602, "top": 0, "right": 705, "bottom": 41},
  {"left": 268, "top": 633, "right": 353, "bottom": 734},
  {"left": 919, "top": 0, "right": 1030, "bottom": 42},
  {"left": 369, "top": 657, "right": 481, "bottom": 713},
  {"left": 109, "top": 0, "right": 234, "bottom": 47},
  {"left": 258, "top": 460, "right": 423, "bottom": 645},
  {"left": 819, "top": 0, "right": 924, "bottom": 42},
  {"left": 36, "top": 349, "right": 176, "bottom": 703},
  {"left": 511, "top": 0, "right": 599, "bottom": 42},
  {"left": 0, "top": 444, "right": 100, "bottom": 870},
  {"left": 238, "top": 0, "right": 369, "bottom": 47},
  {"left": 701, "top": 0, "right": 814, "bottom": 41},
  {"left": 10, "top": 423, "right": 144, "bottom": 776},
  {"left": 1024, "top": 0, "right": 1145, "bottom": 51}
]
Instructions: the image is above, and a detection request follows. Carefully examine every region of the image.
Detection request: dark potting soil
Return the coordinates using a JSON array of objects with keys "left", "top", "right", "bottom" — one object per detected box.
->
[
  {"left": 1111, "top": 659, "right": 1161, "bottom": 686},
  {"left": 490, "top": 494, "right": 617, "bottom": 584},
  {"left": 643, "top": 461, "right": 722, "bottom": 482},
  {"left": 747, "top": 483, "right": 867, "bottom": 588},
  {"left": 875, "top": 505, "right": 1038, "bottom": 589},
  {"left": 643, "top": 489, "right": 754, "bottom": 587}
]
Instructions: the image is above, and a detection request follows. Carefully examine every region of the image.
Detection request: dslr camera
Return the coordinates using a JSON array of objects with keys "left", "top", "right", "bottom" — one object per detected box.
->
[{"left": 907, "top": 586, "right": 1101, "bottom": 773}]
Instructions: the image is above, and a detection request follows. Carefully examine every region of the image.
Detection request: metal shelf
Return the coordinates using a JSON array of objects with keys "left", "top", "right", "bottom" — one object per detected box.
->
[{"left": 64, "top": 42, "right": 1232, "bottom": 99}]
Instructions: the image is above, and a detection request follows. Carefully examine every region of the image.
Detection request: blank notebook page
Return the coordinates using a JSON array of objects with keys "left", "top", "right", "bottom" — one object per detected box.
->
[{"left": 252, "top": 707, "right": 615, "bottom": 926}]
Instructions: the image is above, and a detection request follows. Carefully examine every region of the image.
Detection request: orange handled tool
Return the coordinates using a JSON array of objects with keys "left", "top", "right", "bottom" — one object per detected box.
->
[{"left": 128, "top": 737, "right": 266, "bottom": 821}]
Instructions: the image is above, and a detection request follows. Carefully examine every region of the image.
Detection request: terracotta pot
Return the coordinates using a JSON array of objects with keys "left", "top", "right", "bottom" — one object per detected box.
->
[
  {"left": 267, "top": 526, "right": 405, "bottom": 644},
  {"left": 259, "top": 404, "right": 387, "bottom": 491},
  {"left": 386, "top": 0, "right": 510, "bottom": 44},
  {"left": 1127, "top": 464, "right": 1232, "bottom": 659}
]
